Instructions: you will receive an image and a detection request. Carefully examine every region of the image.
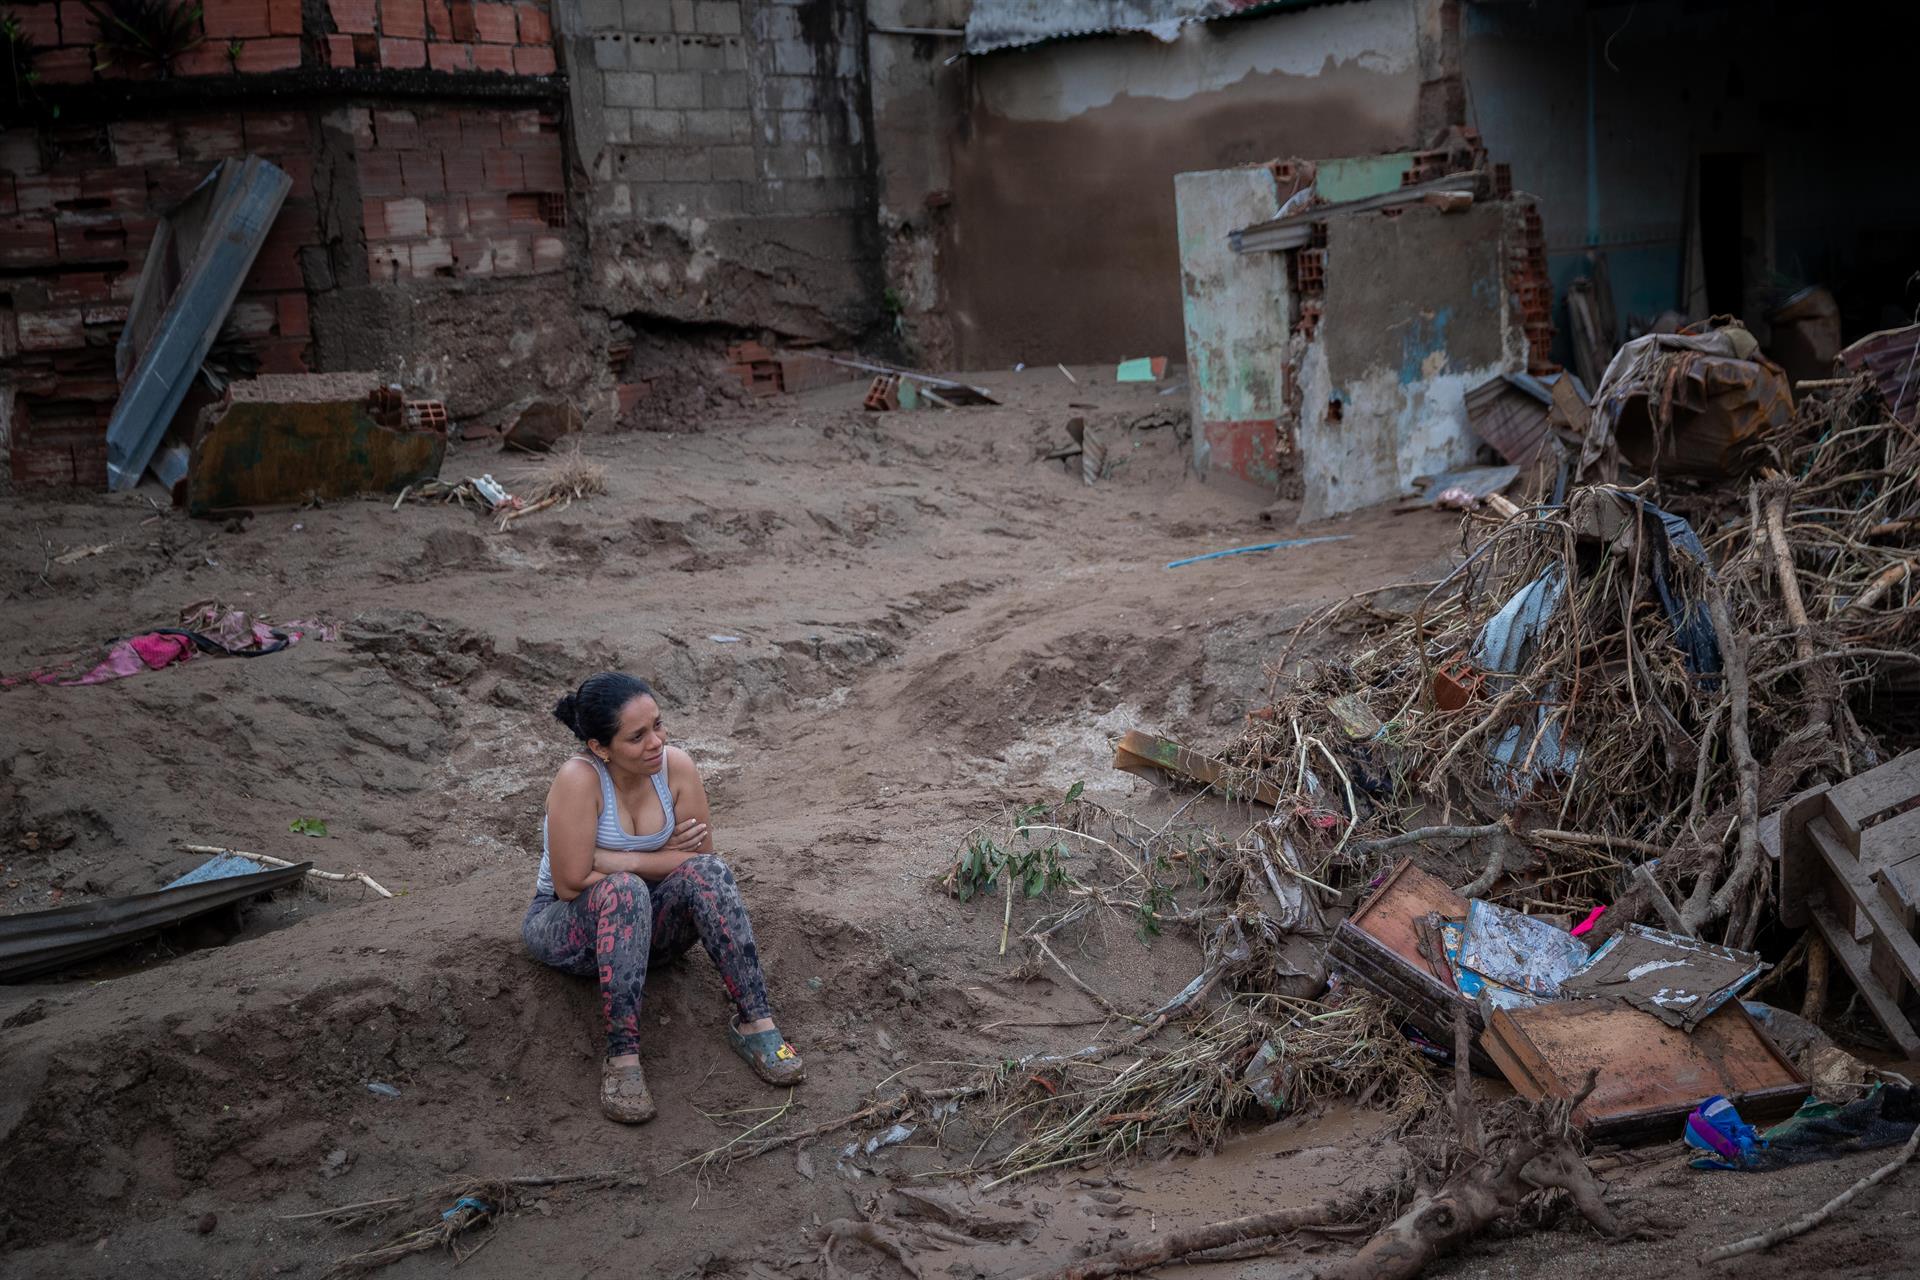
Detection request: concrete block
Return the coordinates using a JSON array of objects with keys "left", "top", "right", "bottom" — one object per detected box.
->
[
  {"left": 654, "top": 70, "right": 700, "bottom": 108},
  {"left": 777, "top": 110, "right": 817, "bottom": 144},
  {"left": 579, "top": 0, "right": 619, "bottom": 27},
  {"left": 680, "top": 109, "right": 732, "bottom": 144},
  {"left": 762, "top": 75, "right": 816, "bottom": 112},
  {"left": 704, "top": 69, "right": 748, "bottom": 108},
  {"left": 693, "top": 0, "right": 738, "bottom": 35},
  {"left": 604, "top": 108, "right": 632, "bottom": 143},
  {"left": 605, "top": 71, "right": 655, "bottom": 107},
  {"left": 622, "top": 0, "right": 671, "bottom": 30},
  {"left": 670, "top": 0, "right": 694, "bottom": 32},
  {"left": 726, "top": 109, "right": 752, "bottom": 142},
  {"left": 626, "top": 34, "right": 678, "bottom": 69},
  {"left": 629, "top": 109, "right": 682, "bottom": 143},
  {"left": 709, "top": 144, "right": 753, "bottom": 182},
  {"left": 761, "top": 146, "right": 810, "bottom": 181},
  {"left": 592, "top": 34, "right": 627, "bottom": 69},
  {"left": 656, "top": 146, "right": 708, "bottom": 182},
  {"left": 616, "top": 147, "right": 665, "bottom": 181},
  {"left": 772, "top": 39, "right": 817, "bottom": 75},
  {"left": 722, "top": 35, "right": 744, "bottom": 69},
  {"left": 601, "top": 182, "right": 632, "bottom": 216},
  {"left": 677, "top": 37, "right": 724, "bottom": 70}
]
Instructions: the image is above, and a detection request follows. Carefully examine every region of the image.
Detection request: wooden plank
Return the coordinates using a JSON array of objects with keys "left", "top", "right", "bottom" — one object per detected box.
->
[
  {"left": 1807, "top": 817, "right": 1920, "bottom": 991},
  {"left": 1823, "top": 749, "right": 1920, "bottom": 854},
  {"left": 1810, "top": 904, "right": 1920, "bottom": 1059},
  {"left": 1112, "top": 729, "right": 1285, "bottom": 807},
  {"left": 1484, "top": 1000, "right": 1805, "bottom": 1141},
  {"left": 1775, "top": 783, "right": 1832, "bottom": 930}
]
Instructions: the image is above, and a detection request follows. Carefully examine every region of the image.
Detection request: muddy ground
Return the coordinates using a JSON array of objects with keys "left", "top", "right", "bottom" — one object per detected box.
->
[{"left": 1, "top": 369, "right": 1914, "bottom": 1280}]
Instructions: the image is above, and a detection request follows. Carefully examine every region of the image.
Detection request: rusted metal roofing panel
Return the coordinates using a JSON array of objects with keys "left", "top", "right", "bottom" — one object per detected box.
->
[
  {"left": 0, "top": 861, "right": 308, "bottom": 982},
  {"left": 965, "top": 0, "right": 1331, "bottom": 55},
  {"left": 1837, "top": 323, "right": 1920, "bottom": 426}
]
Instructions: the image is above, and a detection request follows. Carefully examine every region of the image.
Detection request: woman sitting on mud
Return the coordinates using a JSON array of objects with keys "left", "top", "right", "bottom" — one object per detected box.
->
[{"left": 523, "top": 671, "right": 803, "bottom": 1123}]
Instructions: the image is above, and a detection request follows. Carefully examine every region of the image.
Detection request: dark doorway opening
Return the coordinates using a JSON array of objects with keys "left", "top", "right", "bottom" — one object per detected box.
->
[{"left": 1699, "top": 152, "right": 1767, "bottom": 323}]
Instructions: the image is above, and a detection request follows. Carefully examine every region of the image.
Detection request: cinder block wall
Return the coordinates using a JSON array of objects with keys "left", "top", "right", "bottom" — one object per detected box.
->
[{"left": 564, "top": 0, "right": 884, "bottom": 340}]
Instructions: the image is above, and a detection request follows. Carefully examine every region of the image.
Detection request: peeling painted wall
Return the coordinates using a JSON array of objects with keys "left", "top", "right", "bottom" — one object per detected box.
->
[
  {"left": 946, "top": 0, "right": 1429, "bottom": 368},
  {"left": 1298, "top": 199, "right": 1524, "bottom": 519}
]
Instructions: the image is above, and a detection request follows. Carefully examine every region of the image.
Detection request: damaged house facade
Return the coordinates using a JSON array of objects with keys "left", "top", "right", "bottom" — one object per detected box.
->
[{"left": 3, "top": 0, "right": 1916, "bottom": 501}]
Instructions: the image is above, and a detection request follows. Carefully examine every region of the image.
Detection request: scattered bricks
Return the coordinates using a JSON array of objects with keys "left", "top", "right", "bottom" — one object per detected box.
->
[
  {"left": 276, "top": 291, "right": 310, "bottom": 336},
  {"left": 17, "top": 308, "right": 86, "bottom": 351},
  {"left": 361, "top": 197, "right": 390, "bottom": 238},
  {"left": 530, "top": 233, "right": 564, "bottom": 273},
  {"left": 410, "top": 238, "right": 454, "bottom": 274},
  {"left": 442, "top": 149, "right": 485, "bottom": 192},
  {"left": 201, "top": 0, "right": 270, "bottom": 37},
  {"left": 513, "top": 45, "right": 556, "bottom": 75},
  {"left": 1291, "top": 246, "right": 1326, "bottom": 297},
  {"left": 483, "top": 150, "right": 524, "bottom": 189},
  {"left": 380, "top": 37, "right": 426, "bottom": 67},
  {"left": 383, "top": 0, "right": 426, "bottom": 37},
  {"left": 447, "top": 0, "right": 476, "bottom": 38},
  {"left": 243, "top": 111, "right": 306, "bottom": 151},
  {"left": 14, "top": 175, "right": 82, "bottom": 213},
  {"left": 329, "top": 0, "right": 377, "bottom": 32},
  {"left": 470, "top": 1, "right": 516, "bottom": 40},
  {"left": 180, "top": 120, "right": 247, "bottom": 165},
  {"left": 520, "top": 146, "right": 562, "bottom": 190},
  {"left": 425, "top": 0, "right": 452, "bottom": 37},
  {"left": 35, "top": 48, "right": 93, "bottom": 84},
  {"left": 514, "top": 1, "right": 549, "bottom": 42},
  {"left": 464, "top": 192, "right": 508, "bottom": 232},
  {"left": 472, "top": 43, "right": 513, "bottom": 72},
  {"left": 358, "top": 151, "right": 405, "bottom": 196},
  {"left": 236, "top": 38, "right": 303, "bottom": 72},
  {"left": 57, "top": 0, "right": 100, "bottom": 41},
  {"left": 372, "top": 108, "right": 421, "bottom": 149},
  {"left": 383, "top": 196, "right": 428, "bottom": 237},
  {"left": 400, "top": 151, "right": 445, "bottom": 195},
  {"left": 428, "top": 42, "right": 473, "bottom": 71}
]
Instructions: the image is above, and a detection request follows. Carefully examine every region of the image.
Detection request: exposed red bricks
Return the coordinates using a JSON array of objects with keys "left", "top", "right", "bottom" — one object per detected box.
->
[{"left": 378, "top": 37, "right": 426, "bottom": 68}]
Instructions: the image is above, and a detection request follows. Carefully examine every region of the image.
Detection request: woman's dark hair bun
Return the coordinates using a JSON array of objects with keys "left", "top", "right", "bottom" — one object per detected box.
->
[{"left": 555, "top": 673, "right": 654, "bottom": 746}]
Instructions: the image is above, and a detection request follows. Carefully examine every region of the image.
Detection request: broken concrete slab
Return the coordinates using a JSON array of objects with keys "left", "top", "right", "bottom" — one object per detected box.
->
[{"left": 186, "top": 373, "right": 447, "bottom": 516}]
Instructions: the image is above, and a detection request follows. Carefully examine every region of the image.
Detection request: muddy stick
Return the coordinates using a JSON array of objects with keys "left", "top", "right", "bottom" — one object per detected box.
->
[
  {"left": 1700, "top": 1121, "right": 1920, "bottom": 1263},
  {"left": 184, "top": 845, "right": 393, "bottom": 899},
  {"left": 1354, "top": 823, "right": 1504, "bottom": 854},
  {"left": 1016, "top": 1195, "right": 1359, "bottom": 1280},
  {"left": 1697, "top": 592, "right": 1760, "bottom": 935}
]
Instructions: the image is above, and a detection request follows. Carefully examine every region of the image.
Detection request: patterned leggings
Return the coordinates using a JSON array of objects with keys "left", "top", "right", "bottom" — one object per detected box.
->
[{"left": 521, "top": 854, "right": 773, "bottom": 1059}]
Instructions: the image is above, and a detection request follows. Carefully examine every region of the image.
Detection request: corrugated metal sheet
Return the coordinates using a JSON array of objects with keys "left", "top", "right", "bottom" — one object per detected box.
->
[
  {"left": 965, "top": 0, "right": 1331, "bottom": 55},
  {"left": 0, "top": 861, "right": 308, "bottom": 982},
  {"left": 1837, "top": 323, "right": 1920, "bottom": 426}
]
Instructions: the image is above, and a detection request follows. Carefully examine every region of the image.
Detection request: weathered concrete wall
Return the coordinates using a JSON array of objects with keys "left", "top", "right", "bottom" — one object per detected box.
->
[
  {"left": 1462, "top": 3, "right": 1920, "bottom": 341},
  {"left": 1299, "top": 200, "right": 1523, "bottom": 520},
  {"left": 947, "top": 0, "right": 1431, "bottom": 369},
  {"left": 865, "top": 0, "right": 967, "bottom": 367},
  {"left": 564, "top": 0, "right": 884, "bottom": 340}
]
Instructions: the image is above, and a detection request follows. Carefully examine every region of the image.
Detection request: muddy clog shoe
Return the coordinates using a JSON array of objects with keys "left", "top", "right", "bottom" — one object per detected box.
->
[
  {"left": 727, "top": 1020, "right": 805, "bottom": 1086},
  {"left": 601, "top": 1062, "right": 657, "bottom": 1123}
]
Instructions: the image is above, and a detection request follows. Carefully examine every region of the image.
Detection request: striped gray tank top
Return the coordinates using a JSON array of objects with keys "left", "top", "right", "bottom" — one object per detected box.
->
[{"left": 536, "top": 755, "right": 675, "bottom": 897}]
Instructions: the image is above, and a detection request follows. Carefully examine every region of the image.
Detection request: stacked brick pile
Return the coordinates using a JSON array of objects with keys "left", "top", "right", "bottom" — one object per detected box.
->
[{"left": 1, "top": 116, "right": 321, "bottom": 486}]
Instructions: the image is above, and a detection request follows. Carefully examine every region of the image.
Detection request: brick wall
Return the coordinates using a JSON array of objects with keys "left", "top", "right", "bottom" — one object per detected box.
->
[
  {"left": 1, "top": 118, "right": 320, "bottom": 486},
  {"left": 341, "top": 104, "right": 568, "bottom": 280},
  {"left": 7, "top": 0, "right": 555, "bottom": 81}
]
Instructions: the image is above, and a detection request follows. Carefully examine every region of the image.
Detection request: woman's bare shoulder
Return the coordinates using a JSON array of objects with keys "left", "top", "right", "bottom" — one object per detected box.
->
[
  {"left": 549, "top": 756, "right": 600, "bottom": 804},
  {"left": 664, "top": 743, "right": 698, "bottom": 776}
]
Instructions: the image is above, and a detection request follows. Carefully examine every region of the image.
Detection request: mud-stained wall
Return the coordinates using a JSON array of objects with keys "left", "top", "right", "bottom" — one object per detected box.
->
[
  {"left": 946, "top": 0, "right": 1428, "bottom": 370},
  {"left": 1299, "top": 199, "right": 1522, "bottom": 520}
]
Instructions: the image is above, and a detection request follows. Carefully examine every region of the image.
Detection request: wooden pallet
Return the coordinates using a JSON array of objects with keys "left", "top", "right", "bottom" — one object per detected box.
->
[{"left": 1776, "top": 748, "right": 1920, "bottom": 1059}]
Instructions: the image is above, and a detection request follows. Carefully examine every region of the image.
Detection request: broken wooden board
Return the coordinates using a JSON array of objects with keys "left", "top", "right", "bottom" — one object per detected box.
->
[
  {"left": 187, "top": 374, "right": 447, "bottom": 515},
  {"left": 1326, "top": 858, "right": 1495, "bottom": 1071},
  {"left": 1561, "top": 924, "right": 1765, "bottom": 1031},
  {"left": 1482, "top": 999, "right": 1806, "bottom": 1142},
  {"left": 1111, "top": 730, "right": 1284, "bottom": 807}
]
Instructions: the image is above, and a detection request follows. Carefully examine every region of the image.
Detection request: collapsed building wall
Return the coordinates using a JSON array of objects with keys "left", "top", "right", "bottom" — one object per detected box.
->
[
  {"left": 558, "top": 0, "right": 886, "bottom": 345},
  {"left": 945, "top": 0, "right": 1458, "bottom": 369}
]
